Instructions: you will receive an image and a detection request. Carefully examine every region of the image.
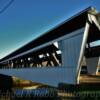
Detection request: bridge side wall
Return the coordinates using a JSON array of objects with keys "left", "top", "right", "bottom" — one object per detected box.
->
[
  {"left": 0, "top": 67, "right": 74, "bottom": 87},
  {"left": 59, "top": 30, "right": 84, "bottom": 84}
]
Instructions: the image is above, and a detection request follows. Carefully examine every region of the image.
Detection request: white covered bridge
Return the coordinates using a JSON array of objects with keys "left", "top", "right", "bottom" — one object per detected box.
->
[{"left": 0, "top": 7, "right": 100, "bottom": 86}]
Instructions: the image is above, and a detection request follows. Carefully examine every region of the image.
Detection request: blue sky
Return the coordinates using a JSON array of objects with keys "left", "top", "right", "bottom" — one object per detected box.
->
[{"left": 0, "top": 0, "right": 100, "bottom": 59}]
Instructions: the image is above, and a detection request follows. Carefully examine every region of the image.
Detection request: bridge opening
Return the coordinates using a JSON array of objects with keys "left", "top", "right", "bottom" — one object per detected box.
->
[{"left": 0, "top": 42, "right": 62, "bottom": 68}]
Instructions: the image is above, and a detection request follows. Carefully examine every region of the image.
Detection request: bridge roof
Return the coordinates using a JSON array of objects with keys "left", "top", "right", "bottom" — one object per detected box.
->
[{"left": 0, "top": 7, "right": 100, "bottom": 62}]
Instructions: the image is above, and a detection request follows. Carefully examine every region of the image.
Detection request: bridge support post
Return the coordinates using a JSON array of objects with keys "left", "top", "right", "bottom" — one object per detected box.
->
[{"left": 96, "top": 57, "right": 100, "bottom": 75}]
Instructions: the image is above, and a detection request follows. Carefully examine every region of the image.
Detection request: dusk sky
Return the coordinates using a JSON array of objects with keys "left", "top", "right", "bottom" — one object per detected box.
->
[{"left": 0, "top": 0, "right": 100, "bottom": 59}]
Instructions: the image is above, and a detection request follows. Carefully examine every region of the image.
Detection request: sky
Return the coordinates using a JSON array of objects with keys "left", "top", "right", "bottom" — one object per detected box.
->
[{"left": 0, "top": 0, "right": 100, "bottom": 59}]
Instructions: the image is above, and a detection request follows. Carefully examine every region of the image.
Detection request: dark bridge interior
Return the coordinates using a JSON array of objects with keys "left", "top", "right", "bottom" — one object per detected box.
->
[{"left": 85, "top": 21, "right": 100, "bottom": 58}]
